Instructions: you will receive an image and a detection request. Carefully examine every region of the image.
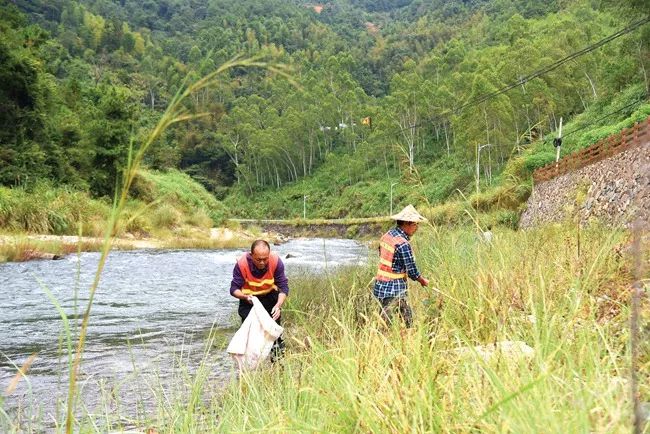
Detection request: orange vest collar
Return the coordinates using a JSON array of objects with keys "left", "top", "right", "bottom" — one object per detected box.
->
[{"left": 238, "top": 252, "right": 279, "bottom": 296}]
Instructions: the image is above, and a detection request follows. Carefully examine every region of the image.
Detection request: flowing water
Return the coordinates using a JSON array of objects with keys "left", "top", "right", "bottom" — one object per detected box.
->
[{"left": 0, "top": 238, "right": 368, "bottom": 429}]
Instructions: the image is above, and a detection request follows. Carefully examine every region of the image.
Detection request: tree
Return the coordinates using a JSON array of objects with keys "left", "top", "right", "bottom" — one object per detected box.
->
[{"left": 82, "top": 85, "right": 138, "bottom": 197}]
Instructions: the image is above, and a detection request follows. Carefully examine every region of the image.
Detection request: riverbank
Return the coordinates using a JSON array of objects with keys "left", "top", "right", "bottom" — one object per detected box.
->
[{"left": 0, "top": 227, "right": 285, "bottom": 263}]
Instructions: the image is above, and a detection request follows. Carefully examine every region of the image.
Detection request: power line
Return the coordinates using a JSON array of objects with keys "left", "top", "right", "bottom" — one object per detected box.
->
[
  {"left": 373, "top": 15, "right": 650, "bottom": 141},
  {"left": 454, "top": 16, "right": 650, "bottom": 113},
  {"left": 561, "top": 93, "right": 648, "bottom": 139}
]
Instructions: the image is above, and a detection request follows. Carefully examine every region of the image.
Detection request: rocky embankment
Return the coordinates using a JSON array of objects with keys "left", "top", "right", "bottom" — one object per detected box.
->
[{"left": 520, "top": 141, "right": 650, "bottom": 229}]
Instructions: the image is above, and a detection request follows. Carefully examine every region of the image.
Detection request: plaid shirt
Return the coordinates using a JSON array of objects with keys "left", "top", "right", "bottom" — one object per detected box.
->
[{"left": 373, "top": 227, "right": 421, "bottom": 299}]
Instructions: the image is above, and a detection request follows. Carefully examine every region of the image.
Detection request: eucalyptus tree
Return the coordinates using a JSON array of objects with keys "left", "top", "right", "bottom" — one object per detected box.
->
[{"left": 384, "top": 59, "right": 436, "bottom": 173}]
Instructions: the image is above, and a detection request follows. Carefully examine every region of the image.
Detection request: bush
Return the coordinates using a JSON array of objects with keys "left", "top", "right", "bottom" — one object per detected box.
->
[
  {"left": 522, "top": 150, "right": 555, "bottom": 172},
  {"left": 151, "top": 203, "right": 181, "bottom": 229},
  {"left": 132, "top": 169, "right": 230, "bottom": 225},
  {"left": 120, "top": 203, "right": 152, "bottom": 236},
  {"left": 185, "top": 208, "right": 214, "bottom": 229},
  {"left": 345, "top": 224, "right": 359, "bottom": 238},
  {"left": 426, "top": 202, "right": 469, "bottom": 226},
  {"left": 469, "top": 183, "right": 532, "bottom": 212}
]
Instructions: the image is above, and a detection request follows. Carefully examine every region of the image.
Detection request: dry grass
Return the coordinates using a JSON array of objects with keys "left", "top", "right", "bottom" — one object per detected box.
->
[
  {"left": 0, "top": 237, "right": 104, "bottom": 262},
  {"left": 208, "top": 223, "right": 648, "bottom": 433}
]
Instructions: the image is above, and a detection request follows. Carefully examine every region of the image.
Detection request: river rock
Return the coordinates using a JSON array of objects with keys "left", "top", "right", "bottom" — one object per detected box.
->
[
  {"left": 285, "top": 252, "right": 301, "bottom": 259},
  {"left": 641, "top": 402, "right": 650, "bottom": 425},
  {"left": 454, "top": 340, "right": 535, "bottom": 363},
  {"left": 272, "top": 234, "right": 289, "bottom": 245},
  {"left": 23, "top": 250, "right": 63, "bottom": 261}
]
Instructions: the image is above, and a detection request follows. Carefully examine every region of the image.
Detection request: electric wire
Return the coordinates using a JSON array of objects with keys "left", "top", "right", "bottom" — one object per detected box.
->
[
  {"left": 561, "top": 93, "right": 649, "bottom": 139},
  {"left": 454, "top": 16, "right": 650, "bottom": 113},
  {"left": 369, "top": 16, "right": 650, "bottom": 141}
]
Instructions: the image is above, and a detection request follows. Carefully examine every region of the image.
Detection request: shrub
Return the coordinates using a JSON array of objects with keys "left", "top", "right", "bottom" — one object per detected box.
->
[
  {"left": 494, "top": 209, "right": 521, "bottom": 229},
  {"left": 522, "top": 150, "right": 556, "bottom": 172},
  {"left": 469, "top": 183, "right": 532, "bottom": 212},
  {"left": 345, "top": 224, "right": 359, "bottom": 238},
  {"left": 151, "top": 203, "right": 181, "bottom": 229},
  {"left": 426, "top": 202, "right": 469, "bottom": 226},
  {"left": 185, "top": 208, "right": 214, "bottom": 229}
]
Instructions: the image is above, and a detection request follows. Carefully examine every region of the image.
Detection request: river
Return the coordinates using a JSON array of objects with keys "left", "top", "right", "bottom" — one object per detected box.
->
[{"left": 0, "top": 238, "right": 368, "bottom": 429}]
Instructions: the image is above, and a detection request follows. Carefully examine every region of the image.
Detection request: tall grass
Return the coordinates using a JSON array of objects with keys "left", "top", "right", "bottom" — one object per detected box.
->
[
  {"left": 207, "top": 224, "right": 646, "bottom": 433},
  {"left": 3, "top": 216, "right": 645, "bottom": 431},
  {"left": 0, "top": 168, "right": 229, "bottom": 242},
  {"left": 132, "top": 169, "right": 229, "bottom": 226},
  {"left": 0, "top": 183, "right": 111, "bottom": 236},
  {"left": 0, "top": 237, "right": 104, "bottom": 262}
]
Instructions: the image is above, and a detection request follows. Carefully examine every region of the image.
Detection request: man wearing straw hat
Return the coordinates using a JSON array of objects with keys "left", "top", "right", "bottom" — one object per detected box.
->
[{"left": 374, "top": 204, "right": 429, "bottom": 327}]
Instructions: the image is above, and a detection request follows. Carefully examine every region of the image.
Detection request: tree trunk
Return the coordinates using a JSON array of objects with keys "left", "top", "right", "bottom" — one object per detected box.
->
[
  {"left": 639, "top": 40, "right": 649, "bottom": 94},
  {"left": 584, "top": 71, "right": 597, "bottom": 98},
  {"left": 444, "top": 122, "right": 450, "bottom": 157},
  {"left": 149, "top": 88, "right": 155, "bottom": 110}
]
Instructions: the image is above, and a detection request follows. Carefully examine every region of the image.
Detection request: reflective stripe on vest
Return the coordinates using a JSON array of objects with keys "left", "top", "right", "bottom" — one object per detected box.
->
[
  {"left": 375, "top": 232, "right": 408, "bottom": 282},
  {"left": 238, "top": 252, "right": 279, "bottom": 296}
]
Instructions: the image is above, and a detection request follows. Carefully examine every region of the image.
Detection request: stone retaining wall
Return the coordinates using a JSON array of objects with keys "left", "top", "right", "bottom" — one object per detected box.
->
[{"left": 520, "top": 141, "right": 650, "bottom": 229}]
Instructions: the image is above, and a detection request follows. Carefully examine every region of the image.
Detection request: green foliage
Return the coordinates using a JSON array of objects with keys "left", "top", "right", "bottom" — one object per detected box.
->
[
  {"left": 2, "top": 0, "right": 649, "bottom": 225},
  {"left": 132, "top": 169, "right": 229, "bottom": 225},
  {"left": 0, "top": 182, "right": 110, "bottom": 235},
  {"left": 85, "top": 84, "right": 140, "bottom": 197},
  {"left": 480, "top": 209, "right": 522, "bottom": 229}
]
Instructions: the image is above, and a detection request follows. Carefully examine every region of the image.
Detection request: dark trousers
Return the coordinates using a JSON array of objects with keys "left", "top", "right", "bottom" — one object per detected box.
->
[
  {"left": 238, "top": 291, "right": 285, "bottom": 361},
  {"left": 379, "top": 297, "right": 413, "bottom": 328}
]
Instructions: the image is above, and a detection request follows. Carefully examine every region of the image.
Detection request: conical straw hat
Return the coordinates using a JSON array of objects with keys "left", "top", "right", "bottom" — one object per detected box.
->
[{"left": 390, "top": 204, "right": 427, "bottom": 222}]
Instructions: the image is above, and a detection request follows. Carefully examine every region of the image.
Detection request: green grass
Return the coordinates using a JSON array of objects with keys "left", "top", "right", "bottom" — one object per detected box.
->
[
  {"left": 2, "top": 218, "right": 647, "bottom": 432},
  {"left": 0, "top": 168, "right": 230, "bottom": 243},
  {"left": 131, "top": 169, "right": 230, "bottom": 226},
  {"left": 207, "top": 223, "right": 647, "bottom": 433}
]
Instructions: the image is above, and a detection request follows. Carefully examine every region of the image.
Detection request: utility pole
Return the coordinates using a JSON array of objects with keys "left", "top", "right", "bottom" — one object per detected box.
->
[
  {"left": 476, "top": 143, "right": 492, "bottom": 196},
  {"left": 554, "top": 117, "right": 563, "bottom": 163}
]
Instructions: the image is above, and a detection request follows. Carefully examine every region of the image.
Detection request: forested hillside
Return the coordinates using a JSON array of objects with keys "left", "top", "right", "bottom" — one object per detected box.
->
[{"left": 1, "top": 0, "right": 649, "bottom": 225}]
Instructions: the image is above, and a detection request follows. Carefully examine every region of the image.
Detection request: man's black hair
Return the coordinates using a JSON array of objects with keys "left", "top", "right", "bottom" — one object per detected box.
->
[{"left": 251, "top": 239, "right": 270, "bottom": 253}]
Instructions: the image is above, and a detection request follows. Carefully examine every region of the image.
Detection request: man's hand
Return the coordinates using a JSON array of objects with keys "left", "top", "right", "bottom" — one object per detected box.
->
[
  {"left": 418, "top": 276, "right": 429, "bottom": 287},
  {"left": 232, "top": 289, "right": 254, "bottom": 304},
  {"left": 271, "top": 305, "right": 281, "bottom": 321}
]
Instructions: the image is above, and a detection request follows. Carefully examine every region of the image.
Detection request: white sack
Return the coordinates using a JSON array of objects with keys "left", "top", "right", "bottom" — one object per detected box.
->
[{"left": 226, "top": 296, "right": 284, "bottom": 371}]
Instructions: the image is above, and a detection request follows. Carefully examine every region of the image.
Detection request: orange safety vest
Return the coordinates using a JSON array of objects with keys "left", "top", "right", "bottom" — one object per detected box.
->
[
  {"left": 375, "top": 232, "right": 408, "bottom": 282},
  {"left": 238, "top": 252, "right": 279, "bottom": 296}
]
